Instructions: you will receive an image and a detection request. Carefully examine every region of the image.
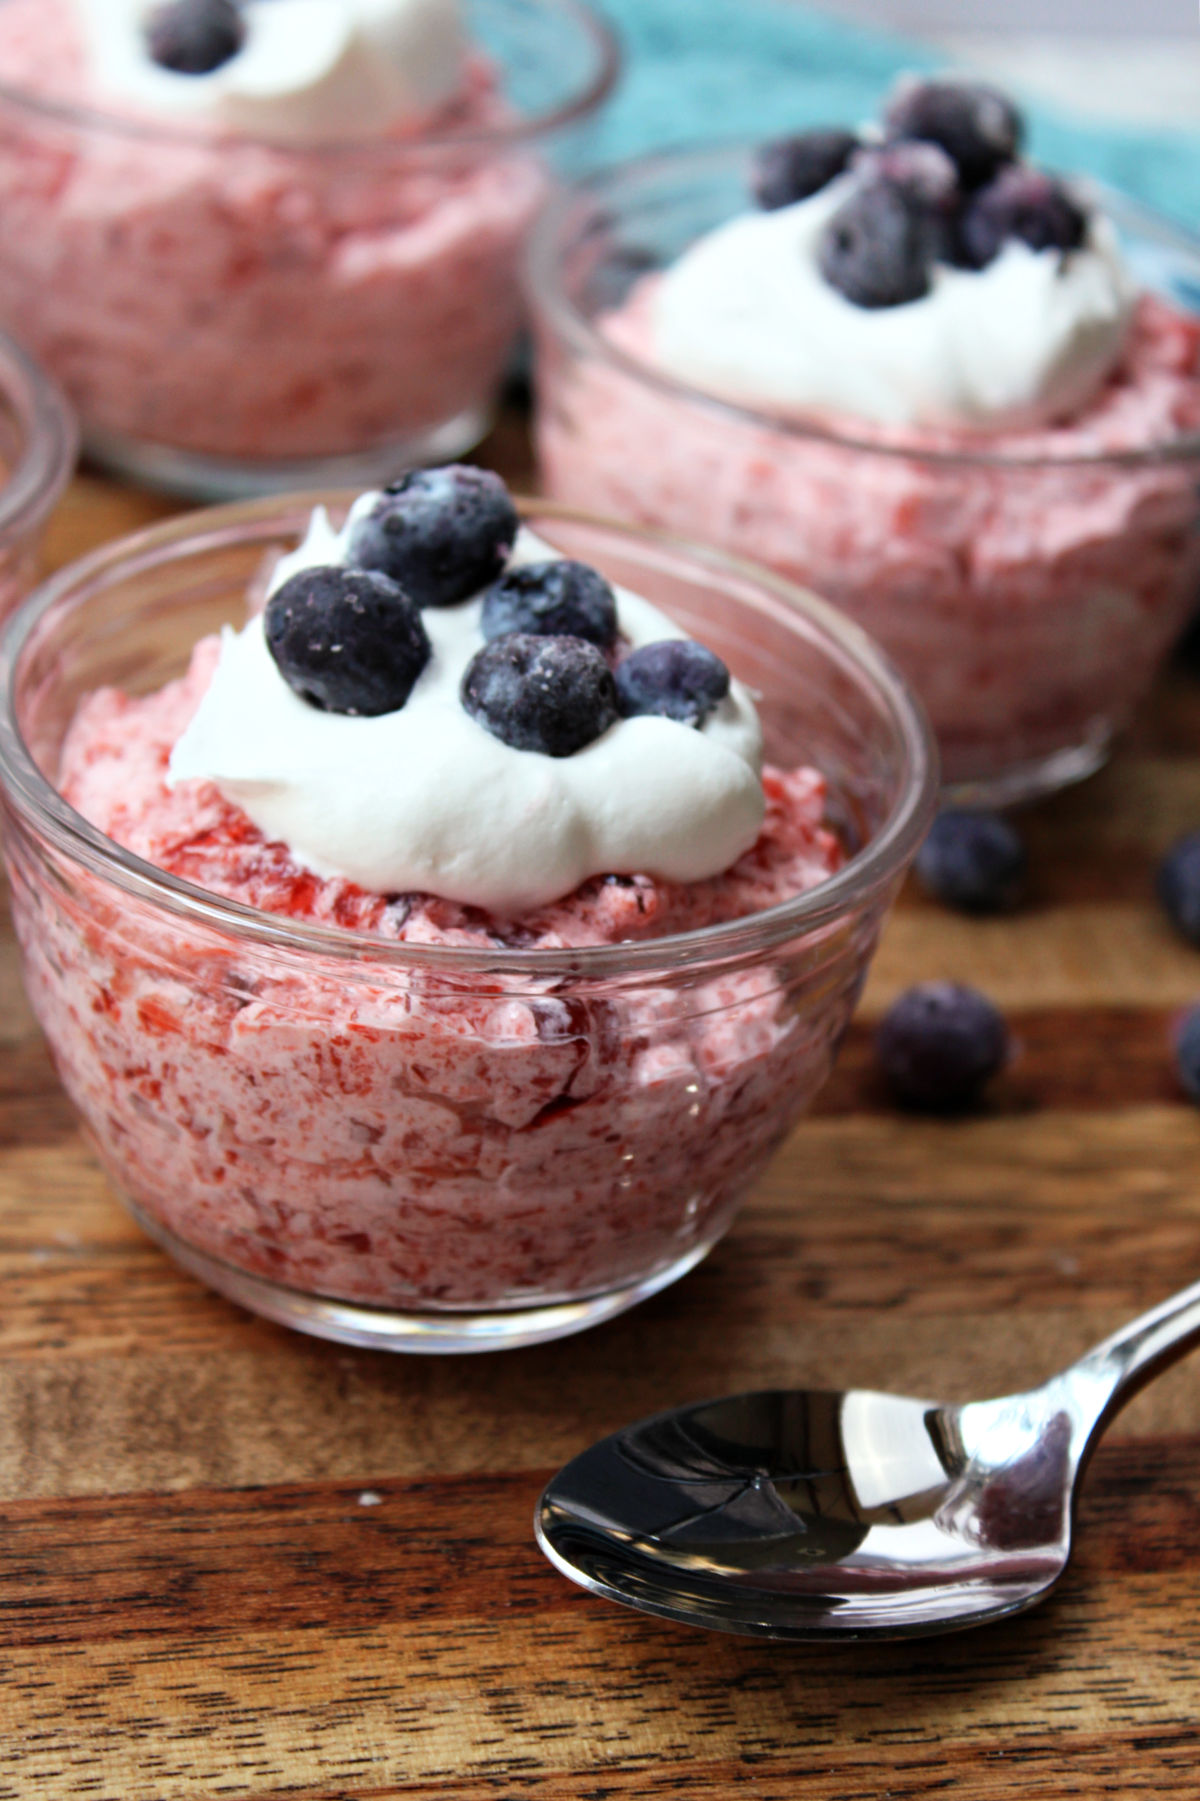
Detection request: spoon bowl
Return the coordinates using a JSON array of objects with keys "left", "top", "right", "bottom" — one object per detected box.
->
[{"left": 536, "top": 1280, "right": 1200, "bottom": 1639}]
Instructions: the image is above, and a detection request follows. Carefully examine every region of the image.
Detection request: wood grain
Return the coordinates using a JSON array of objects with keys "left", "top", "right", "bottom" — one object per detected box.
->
[
  {"left": 1, "top": 1453, "right": 1199, "bottom": 1800},
  {"left": 2, "top": 441, "right": 1200, "bottom": 1798}
]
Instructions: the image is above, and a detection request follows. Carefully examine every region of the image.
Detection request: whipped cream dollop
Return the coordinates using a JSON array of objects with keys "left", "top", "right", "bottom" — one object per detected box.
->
[
  {"left": 169, "top": 501, "right": 766, "bottom": 915},
  {"left": 74, "top": 0, "right": 466, "bottom": 143},
  {"left": 650, "top": 176, "right": 1137, "bottom": 432}
]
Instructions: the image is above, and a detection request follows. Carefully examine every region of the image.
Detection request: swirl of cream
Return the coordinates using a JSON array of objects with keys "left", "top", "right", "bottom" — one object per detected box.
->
[
  {"left": 74, "top": 0, "right": 466, "bottom": 143},
  {"left": 650, "top": 176, "right": 1137, "bottom": 432},
  {"left": 168, "top": 502, "right": 766, "bottom": 914}
]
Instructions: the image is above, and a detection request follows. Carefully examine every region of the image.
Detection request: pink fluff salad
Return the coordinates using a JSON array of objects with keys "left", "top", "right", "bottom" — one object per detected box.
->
[
  {"left": 0, "top": 0, "right": 546, "bottom": 462},
  {"left": 537, "top": 286, "right": 1200, "bottom": 788},
  {"left": 20, "top": 640, "right": 846, "bottom": 1311}
]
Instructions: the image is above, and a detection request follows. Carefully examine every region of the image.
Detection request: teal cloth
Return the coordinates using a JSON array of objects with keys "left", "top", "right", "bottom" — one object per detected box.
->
[{"left": 569, "top": 0, "right": 1199, "bottom": 231}]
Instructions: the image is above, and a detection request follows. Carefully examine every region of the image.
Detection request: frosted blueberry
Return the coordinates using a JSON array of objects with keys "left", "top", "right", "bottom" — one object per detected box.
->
[
  {"left": 481, "top": 560, "right": 618, "bottom": 650},
  {"left": 960, "top": 167, "right": 1088, "bottom": 270},
  {"left": 347, "top": 466, "right": 518, "bottom": 609},
  {"left": 884, "top": 77, "right": 1022, "bottom": 190},
  {"left": 461, "top": 634, "right": 619, "bottom": 757},
  {"left": 614, "top": 640, "right": 730, "bottom": 728},
  {"left": 265, "top": 566, "right": 430, "bottom": 716},
  {"left": 145, "top": 0, "right": 245, "bottom": 74},
  {"left": 818, "top": 179, "right": 938, "bottom": 308},
  {"left": 753, "top": 129, "right": 860, "bottom": 210}
]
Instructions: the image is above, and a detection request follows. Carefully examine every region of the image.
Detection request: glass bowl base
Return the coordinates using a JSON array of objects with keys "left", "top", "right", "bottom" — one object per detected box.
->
[
  {"left": 941, "top": 723, "right": 1114, "bottom": 811},
  {"left": 84, "top": 405, "right": 493, "bottom": 502},
  {"left": 123, "top": 1197, "right": 724, "bottom": 1353}
]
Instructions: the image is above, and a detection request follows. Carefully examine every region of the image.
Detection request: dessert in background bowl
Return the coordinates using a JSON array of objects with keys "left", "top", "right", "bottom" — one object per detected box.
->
[
  {"left": 531, "top": 78, "right": 1200, "bottom": 804},
  {"left": 0, "top": 327, "right": 77, "bottom": 621},
  {"left": 0, "top": 0, "right": 616, "bottom": 499},
  {"left": 0, "top": 470, "right": 935, "bottom": 1351}
]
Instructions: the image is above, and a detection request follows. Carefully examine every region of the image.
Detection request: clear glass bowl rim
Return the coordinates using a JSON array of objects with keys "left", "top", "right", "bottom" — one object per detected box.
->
[
  {"left": 528, "top": 139, "right": 1200, "bottom": 473},
  {"left": 0, "top": 0, "right": 620, "bottom": 156},
  {"left": 0, "top": 327, "right": 77, "bottom": 544},
  {"left": 0, "top": 493, "right": 938, "bottom": 978}
]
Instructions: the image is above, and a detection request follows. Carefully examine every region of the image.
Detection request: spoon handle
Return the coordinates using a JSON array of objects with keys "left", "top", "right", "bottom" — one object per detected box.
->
[{"left": 1071, "top": 1276, "right": 1200, "bottom": 1419}]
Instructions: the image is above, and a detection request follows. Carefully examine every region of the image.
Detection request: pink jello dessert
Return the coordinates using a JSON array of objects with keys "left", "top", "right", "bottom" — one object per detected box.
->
[
  {"left": 531, "top": 81, "right": 1200, "bottom": 803},
  {"left": 0, "top": 0, "right": 615, "bottom": 497},
  {"left": 0, "top": 477, "right": 934, "bottom": 1350}
]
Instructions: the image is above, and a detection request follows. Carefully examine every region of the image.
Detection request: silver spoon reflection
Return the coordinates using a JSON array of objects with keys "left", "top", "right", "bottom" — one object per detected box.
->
[{"left": 536, "top": 1280, "right": 1200, "bottom": 1639}]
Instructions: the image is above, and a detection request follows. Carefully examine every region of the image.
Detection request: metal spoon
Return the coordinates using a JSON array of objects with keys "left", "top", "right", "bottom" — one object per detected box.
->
[{"left": 535, "top": 1279, "right": 1200, "bottom": 1640}]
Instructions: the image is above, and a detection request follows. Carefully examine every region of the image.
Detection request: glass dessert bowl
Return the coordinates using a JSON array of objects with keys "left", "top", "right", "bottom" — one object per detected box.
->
[
  {"left": 530, "top": 87, "right": 1200, "bottom": 806},
  {"left": 0, "top": 485, "right": 935, "bottom": 1352},
  {"left": 0, "top": 0, "right": 617, "bottom": 500},
  {"left": 0, "top": 326, "right": 77, "bottom": 622}
]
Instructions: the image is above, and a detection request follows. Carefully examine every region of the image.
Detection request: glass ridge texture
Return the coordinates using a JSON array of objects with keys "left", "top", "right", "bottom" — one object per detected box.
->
[
  {"left": 0, "top": 499, "right": 935, "bottom": 1352},
  {"left": 529, "top": 146, "right": 1200, "bottom": 805},
  {"left": 0, "top": 327, "right": 77, "bottom": 622},
  {"left": 0, "top": 0, "right": 618, "bottom": 499}
]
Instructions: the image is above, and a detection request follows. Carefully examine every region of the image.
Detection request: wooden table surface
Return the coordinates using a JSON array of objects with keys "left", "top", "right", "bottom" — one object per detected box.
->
[{"left": 4, "top": 432, "right": 1200, "bottom": 1800}]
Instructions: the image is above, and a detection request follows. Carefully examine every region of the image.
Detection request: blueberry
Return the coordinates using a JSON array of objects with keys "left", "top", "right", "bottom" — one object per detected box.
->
[
  {"left": 1174, "top": 1006, "right": 1200, "bottom": 1102},
  {"left": 461, "top": 634, "right": 619, "bottom": 757},
  {"left": 265, "top": 566, "right": 431, "bottom": 716},
  {"left": 145, "top": 0, "right": 244, "bottom": 74},
  {"left": 875, "top": 982, "right": 1009, "bottom": 1111},
  {"left": 1157, "top": 832, "right": 1200, "bottom": 946},
  {"left": 853, "top": 140, "right": 960, "bottom": 211},
  {"left": 960, "top": 167, "right": 1088, "bottom": 270},
  {"left": 752, "top": 129, "right": 860, "bottom": 210},
  {"left": 614, "top": 640, "right": 731, "bottom": 728},
  {"left": 481, "top": 560, "right": 618, "bottom": 650},
  {"left": 915, "top": 810, "right": 1028, "bottom": 914},
  {"left": 817, "top": 179, "right": 938, "bottom": 309},
  {"left": 852, "top": 141, "right": 963, "bottom": 265},
  {"left": 884, "top": 76, "right": 1022, "bottom": 190},
  {"left": 346, "top": 466, "right": 519, "bottom": 609}
]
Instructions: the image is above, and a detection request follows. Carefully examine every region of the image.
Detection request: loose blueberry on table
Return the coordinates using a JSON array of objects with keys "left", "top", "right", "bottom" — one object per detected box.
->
[
  {"left": 1174, "top": 1007, "right": 1200, "bottom": 1102},
  {"left": 876, "top": 981, "right": 1010, "bottom": 1111},
  {"left": 915, "top": 810, "right": 1028, "bottom": 914},
  {"left": 1157, "top": 831, "right": 1200, "bottom": 946}
]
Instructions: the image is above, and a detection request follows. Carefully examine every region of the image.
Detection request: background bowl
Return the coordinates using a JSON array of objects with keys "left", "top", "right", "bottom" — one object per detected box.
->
[
  {"left": 530, "top": 144, "right": 1200, "bottom": 806},
  {"left": 0, "top": 0, "right": 617, "bottom": 500}
]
